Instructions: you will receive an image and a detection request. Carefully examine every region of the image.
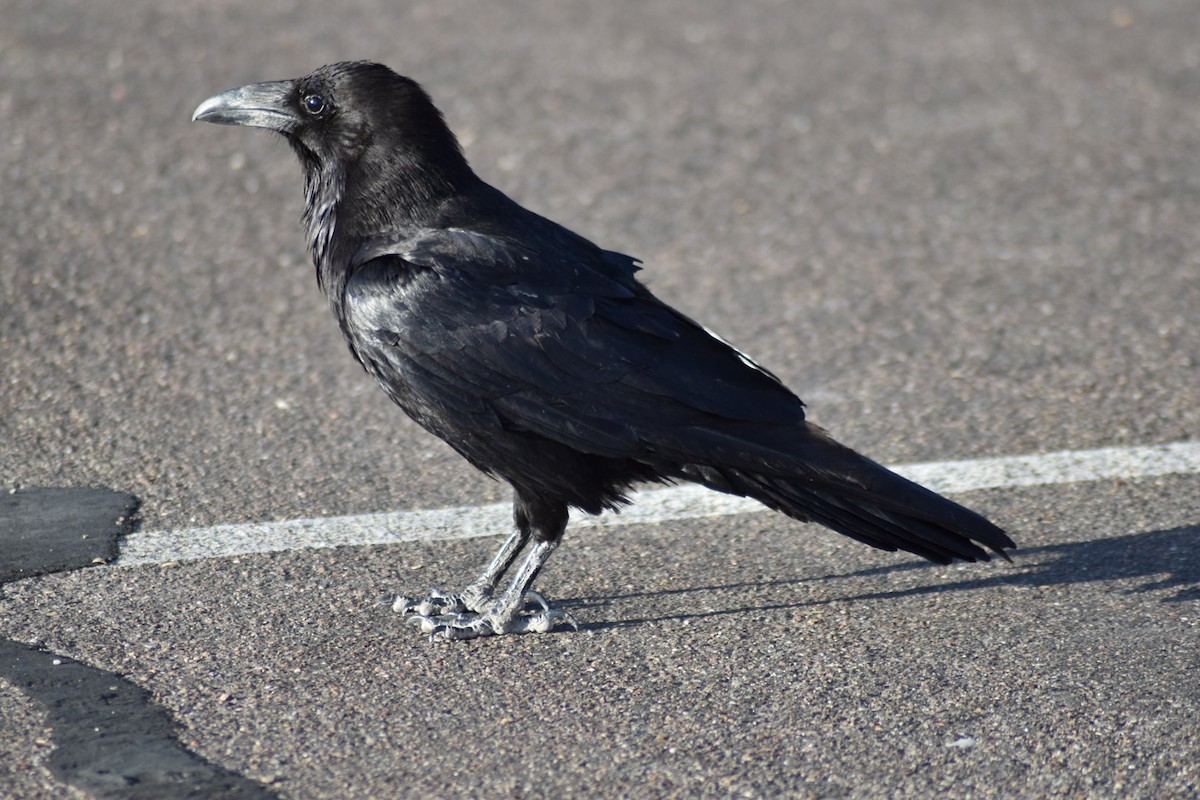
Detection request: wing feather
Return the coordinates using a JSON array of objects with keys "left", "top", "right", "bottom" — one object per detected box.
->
[{"left": 344, "top": 227, "right": 807, "bottom": 468}]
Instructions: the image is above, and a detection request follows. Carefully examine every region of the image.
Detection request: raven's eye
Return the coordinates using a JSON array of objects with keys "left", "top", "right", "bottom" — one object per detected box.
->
[{"left": 302, "top": 94, "right": 326, "bottom": 115}]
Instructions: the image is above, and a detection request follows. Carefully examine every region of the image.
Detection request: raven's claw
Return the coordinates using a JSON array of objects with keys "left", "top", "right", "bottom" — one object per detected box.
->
[
  {"left": 392, "top": 589, "right": 552, "bottom": 618},
  {"left": 391, "top": 587, "right": 470, "bottom": 616},
  {"left": 406, "top": 602, "right": 577, "bottom": 642}
]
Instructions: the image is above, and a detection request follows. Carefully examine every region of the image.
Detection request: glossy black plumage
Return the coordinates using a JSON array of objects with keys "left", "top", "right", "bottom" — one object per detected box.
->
[{"left": 194, "top": 62, "right": 1013, "bottom": 637}]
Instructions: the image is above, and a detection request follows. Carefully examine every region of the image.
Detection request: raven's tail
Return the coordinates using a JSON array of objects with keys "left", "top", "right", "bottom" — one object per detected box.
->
[{"left": 680, "top": 424, "right": 1014, "bottom": 563}]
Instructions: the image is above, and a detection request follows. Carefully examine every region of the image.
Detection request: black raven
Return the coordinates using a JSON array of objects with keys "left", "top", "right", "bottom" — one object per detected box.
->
[{"left": 193, "top": 62, "right": 1014, "bottom": 641}]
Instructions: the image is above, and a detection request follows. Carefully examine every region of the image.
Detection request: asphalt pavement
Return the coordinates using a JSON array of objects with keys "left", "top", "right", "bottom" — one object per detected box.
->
[{"left": 2, "top": 1, "right": 1198, "bottom": 798}]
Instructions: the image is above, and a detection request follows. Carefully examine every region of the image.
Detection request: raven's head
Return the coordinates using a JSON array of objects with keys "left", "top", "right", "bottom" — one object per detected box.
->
[{"left": 194, "top": 62, "right": 475, "bottom": 253}]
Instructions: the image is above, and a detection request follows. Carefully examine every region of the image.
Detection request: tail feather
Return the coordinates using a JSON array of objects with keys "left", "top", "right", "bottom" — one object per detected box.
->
[
  {"left": 680, "top": 425, "right": 1015, "bottom": 564},
  {"left": 742, "top": 471, "right": 1005, "bottom": 563}
]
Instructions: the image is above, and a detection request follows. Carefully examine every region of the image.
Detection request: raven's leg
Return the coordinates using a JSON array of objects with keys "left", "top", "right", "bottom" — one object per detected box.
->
[
  {"left": 411, "top": 539, "right": 577, "bottom": 641},
  {"left": 390, "top": 524, "right": 530, "bottom": 616},
  {"left": 409, "top": 493, "right": 577, "bottom": 640}
]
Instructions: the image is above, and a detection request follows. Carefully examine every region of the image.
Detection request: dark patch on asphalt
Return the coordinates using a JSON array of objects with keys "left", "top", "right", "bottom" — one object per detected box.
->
[
  {"left": 1, "top": 489, "right": 276, "bottom": 797},
  {"left": 0, "top": 639, "right": 277, "bottom": 799},
  {"left": 0, "top": 487, "right": 139, "bottom": 583}
]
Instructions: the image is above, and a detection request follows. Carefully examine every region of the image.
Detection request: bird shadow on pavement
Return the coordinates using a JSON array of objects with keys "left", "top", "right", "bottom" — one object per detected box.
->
[{"left": 568, "top": 523, "right": 1200, "bottom": 631}]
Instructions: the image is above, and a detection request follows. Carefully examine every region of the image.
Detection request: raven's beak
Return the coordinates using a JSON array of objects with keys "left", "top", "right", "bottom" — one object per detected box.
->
[{"left": 192, "top": 80, "right": 298, "bottom": 132}]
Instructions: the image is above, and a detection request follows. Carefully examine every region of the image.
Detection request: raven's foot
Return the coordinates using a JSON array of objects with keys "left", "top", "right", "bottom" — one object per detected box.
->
[
  {"left": 389, "top": 587, "right": 554, "bottom": 617},
  {"left": 408, "top": 594, "right": 577, "bottom": 642},
  {"left": 390, "top": 586, "right": 481, "bottom": 617},
  {"left": 396, "top": 539, "right": 570, "bottom": 641}
]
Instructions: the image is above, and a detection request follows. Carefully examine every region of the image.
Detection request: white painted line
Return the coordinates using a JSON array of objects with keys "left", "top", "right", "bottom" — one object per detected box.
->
[{"left": 115, "top": 440, "right": 1200, "bottom": 566}]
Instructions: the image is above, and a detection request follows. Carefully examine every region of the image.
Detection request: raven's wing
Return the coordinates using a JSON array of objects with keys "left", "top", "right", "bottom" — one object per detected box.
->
[{"left": 343, "top": 226, "right": 808, "bottom": 468}]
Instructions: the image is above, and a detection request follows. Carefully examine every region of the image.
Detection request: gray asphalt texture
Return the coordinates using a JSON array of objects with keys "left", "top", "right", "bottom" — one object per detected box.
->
[{"left": 2, "top": 1, "right": 1198, "bottom": 798}]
